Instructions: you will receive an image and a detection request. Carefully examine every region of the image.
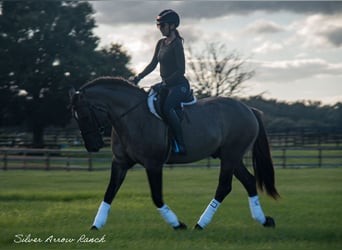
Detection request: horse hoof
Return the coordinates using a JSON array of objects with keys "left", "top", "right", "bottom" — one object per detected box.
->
[
  {"left": 174, "top": 221, "right": 187, "bottom": 230},
  {"left": 193, "top": 224, "right": 203, "bottom": 230},
  {"left": 90, "top": 225, "right": 99, "bottom": 231},
  {"left": 263, "top": 216, "right": 275, "bottom": 228}
]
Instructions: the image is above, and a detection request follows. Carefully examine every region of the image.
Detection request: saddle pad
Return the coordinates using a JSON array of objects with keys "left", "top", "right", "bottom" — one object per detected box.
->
[{"left": 147, "top": 88, "right": 197, "bottom": 120}]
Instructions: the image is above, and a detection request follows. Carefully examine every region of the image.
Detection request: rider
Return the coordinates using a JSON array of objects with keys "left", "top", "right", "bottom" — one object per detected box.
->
[{"left": 132, "top": 9, "right": 190, "bottom": 155}]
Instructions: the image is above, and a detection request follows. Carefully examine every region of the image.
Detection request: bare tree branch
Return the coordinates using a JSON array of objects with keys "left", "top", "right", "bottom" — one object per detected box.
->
[{"left": 186, "top": 42, "right": 255, "bottom": 98}]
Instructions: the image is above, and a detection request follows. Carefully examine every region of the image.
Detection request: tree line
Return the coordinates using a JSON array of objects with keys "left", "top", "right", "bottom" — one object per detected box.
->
[
  {"left": 0, "top": 1, "right": 133, "bottom": 147},
  {"left": 242, "top": 96, "right": 341, "bottom": 132},
  {"left": 0, "top": 1, "right": 341, "bottom": 148}
]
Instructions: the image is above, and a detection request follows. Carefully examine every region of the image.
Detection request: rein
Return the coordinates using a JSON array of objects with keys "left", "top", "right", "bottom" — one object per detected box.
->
[
  {"left": 119, "top": 89, "right": 157, "bottom": 119},
  {"left": 119, "top": 98, "right": 146, "bottom": 119}
]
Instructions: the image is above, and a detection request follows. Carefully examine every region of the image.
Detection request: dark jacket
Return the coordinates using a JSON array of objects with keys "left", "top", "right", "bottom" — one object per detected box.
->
[{"left": 138, "top": 37, "right": 186, "bottom": 86}]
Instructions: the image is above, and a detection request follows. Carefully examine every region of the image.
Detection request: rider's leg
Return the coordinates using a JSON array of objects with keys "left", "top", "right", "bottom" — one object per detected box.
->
[
  {"left": 165, "top": 108, "right": 186, "bottom": 154},
  {"left": 162, "top": 85, "right": 188, "bottom": 155}
]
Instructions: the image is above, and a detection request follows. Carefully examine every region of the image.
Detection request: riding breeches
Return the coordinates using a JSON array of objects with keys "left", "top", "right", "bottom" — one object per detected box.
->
[{"left": 162, "top": 80, "right": 190, "bottom": 116}]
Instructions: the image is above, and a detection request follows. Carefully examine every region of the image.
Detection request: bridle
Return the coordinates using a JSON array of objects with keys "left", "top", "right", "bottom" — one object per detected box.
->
[
  {"left": 72, "top": 101, "right": 108, "bottom": 137},
  {"left": 73, "top": 87, "right": 149, "bottom": 128},
  {"left": 88, "top": 104, "right": 108, "bottom": 135}
]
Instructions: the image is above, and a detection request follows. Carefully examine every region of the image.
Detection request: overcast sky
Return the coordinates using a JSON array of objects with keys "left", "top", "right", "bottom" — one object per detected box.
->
[{"left": 91, "top": 1, "right": 342, "bottom": 105}]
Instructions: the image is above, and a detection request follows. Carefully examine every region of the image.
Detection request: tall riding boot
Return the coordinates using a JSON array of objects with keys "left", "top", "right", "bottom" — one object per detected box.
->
[{"left": 166, "top": 109, "right": 187, "bottom": 155}]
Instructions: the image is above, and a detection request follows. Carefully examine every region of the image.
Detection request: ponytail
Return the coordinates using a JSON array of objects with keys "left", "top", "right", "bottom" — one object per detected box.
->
[{"left": 175, "top": 29, "right": 184, "bottom": 43}]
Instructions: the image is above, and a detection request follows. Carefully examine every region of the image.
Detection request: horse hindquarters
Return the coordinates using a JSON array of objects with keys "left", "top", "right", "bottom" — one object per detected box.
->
[{"left": 251, "top": 109, "right": 280, "bottom": 199}]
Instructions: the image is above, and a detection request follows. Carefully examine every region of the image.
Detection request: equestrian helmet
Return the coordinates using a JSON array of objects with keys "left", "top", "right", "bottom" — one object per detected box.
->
[{"left": 156, "top": 9, "right": 180, "bottom": 27}]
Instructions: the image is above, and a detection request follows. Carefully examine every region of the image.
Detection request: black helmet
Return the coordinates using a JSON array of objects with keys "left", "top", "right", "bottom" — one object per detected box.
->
[{"left": 156, "top": 9, "right": 180, "bottom": 27}]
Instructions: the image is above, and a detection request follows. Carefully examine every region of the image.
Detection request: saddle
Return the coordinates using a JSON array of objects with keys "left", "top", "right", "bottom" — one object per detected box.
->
[{"left": 147, "top": 83, "right": 197, "bottom": 120}]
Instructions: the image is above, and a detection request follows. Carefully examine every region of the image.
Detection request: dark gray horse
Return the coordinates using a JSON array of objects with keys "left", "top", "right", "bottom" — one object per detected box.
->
[{"left": 70, "top": 76, "right": 279, "bottom": 230}]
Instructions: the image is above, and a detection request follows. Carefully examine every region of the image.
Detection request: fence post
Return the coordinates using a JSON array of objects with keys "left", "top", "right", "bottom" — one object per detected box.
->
[
  {"left": 3, "top": 150, "right": 7, "bottom": 170},
  {"left": 282, "top": 148, "right": 286, "bottom": 168},
  {"left": 318, "top": 147, "right": 322, "bottom": 168},
  {"left": 45, "top": 151, "right": 50, "bottom": 170},
  {"left": 66, "top": 151, "right": 70, "bottom": 170},
  {"left": 207, "top": 157, "right": 211, "bottom": 168},
  {"left": 88, "top": 152, "right": 93, "bottom": 171},
  {"left": 23, "top": 150, "right": 27, "bottom": 169}
]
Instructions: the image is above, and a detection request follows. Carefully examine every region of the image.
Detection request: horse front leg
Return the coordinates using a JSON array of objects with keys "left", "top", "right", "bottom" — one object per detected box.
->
[
  {"left": 91, "top": 160, "right": 131, "bottom": 230},
  {"left": 234, "top": 161, "right": 275, "bottom": 227},
  {"left": 145, "top": 163, "right": 187, "bottom": 230}
]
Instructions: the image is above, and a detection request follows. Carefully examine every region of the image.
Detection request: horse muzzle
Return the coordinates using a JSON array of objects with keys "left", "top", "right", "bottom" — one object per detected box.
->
[{"left": 82, "top": 132, "right": 105, "bottom": 152}]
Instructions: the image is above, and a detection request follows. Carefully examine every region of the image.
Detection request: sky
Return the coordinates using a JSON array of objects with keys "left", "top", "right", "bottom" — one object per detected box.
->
[{"left": 91, "top": 1, "right": 342, "bottom": 105}]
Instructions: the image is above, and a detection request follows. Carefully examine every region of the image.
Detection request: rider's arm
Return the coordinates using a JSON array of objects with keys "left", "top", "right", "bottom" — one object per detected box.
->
[{"left": 137, "top": 39, "right": 162, "bottom": 80}]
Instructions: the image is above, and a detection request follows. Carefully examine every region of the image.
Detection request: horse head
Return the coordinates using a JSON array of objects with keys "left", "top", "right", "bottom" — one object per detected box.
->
[{"left": 70, "top": 89, "right": 107, "bottom": 152}]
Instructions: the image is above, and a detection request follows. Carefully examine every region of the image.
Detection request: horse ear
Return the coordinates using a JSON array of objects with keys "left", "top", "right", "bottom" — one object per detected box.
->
[
  {"left": 69, "top": 87, "right": 76, "bottom": 100},
  {"left": 68, "top": 87, "right": 78, "bottom": 110}
]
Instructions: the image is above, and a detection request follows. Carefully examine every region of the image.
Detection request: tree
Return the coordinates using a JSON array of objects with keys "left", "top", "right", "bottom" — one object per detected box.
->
[
  {"left": 186, "top": 42, "right": 255, "bottom": 98},
  {"left": 0, "top": 1, "right": 133, "bottom": 147},
  {"left": 243, "top": 95, "right": 342, "bottom": 131}
]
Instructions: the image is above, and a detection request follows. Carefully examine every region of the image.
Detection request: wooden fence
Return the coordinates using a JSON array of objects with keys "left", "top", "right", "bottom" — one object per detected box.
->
[
  {"left": 1, "top": 146, "right": 341, "bottom": 171},
  {"left": 1, "top": 127, "right": 342, "bottom": 149}
]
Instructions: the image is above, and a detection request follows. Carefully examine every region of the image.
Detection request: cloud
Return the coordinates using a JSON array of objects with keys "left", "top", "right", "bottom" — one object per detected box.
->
[
  {"left": 253, "top": 58, "right": 342, "bottom": 83},
  {"left": 292, "top": 14, "right": 342, "bottom": 48},
  {"left": 253, "top": 41, "right": 284, "bottom": 54},
  {"left": 245, "top": 19, "right": 286, "bottom": 34},
  {"left": 180, "top": 25, "right": 204, "bottom": 43},
  {"left": 92, "top": 1, "right": 342, "bottom": 25},
  {"left": 90, "top": 2, "right": 342, "bottom": 105},
  {"left": 319, "top": 26, "right": 342, "bottom": 47}
]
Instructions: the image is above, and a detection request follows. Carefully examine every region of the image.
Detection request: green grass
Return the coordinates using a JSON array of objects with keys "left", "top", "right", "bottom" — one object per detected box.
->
[{"left": 0, "top": 168, "right": 341, "bottom": 250}]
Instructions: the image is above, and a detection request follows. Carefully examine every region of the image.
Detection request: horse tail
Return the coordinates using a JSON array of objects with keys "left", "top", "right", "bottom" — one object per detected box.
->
[{"left": 251, "top": 108, "right": 280, "bottom": 200}]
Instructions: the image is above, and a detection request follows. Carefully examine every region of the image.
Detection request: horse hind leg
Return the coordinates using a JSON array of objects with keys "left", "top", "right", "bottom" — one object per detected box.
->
[
  {"left": 234, "top": 161, "right": 275, "bottom": 228},
  {"left": 195, "top": 158, "right": 235, "bottom": 229}
]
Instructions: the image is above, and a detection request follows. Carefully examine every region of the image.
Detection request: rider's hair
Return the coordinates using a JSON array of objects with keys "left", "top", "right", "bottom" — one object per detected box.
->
[{"left": 174, "top": 29, "right": 184, "bottom": 43}]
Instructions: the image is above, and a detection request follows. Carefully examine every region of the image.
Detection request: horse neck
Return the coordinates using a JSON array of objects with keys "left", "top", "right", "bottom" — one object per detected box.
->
[{"left": 87, "top": 84, "right": 146, "bottom": 122}]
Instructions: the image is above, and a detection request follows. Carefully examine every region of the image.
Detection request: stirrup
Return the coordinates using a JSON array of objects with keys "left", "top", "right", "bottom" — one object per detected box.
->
[{"left": 172, "top": 140, "right": 187, "bottom": 155}]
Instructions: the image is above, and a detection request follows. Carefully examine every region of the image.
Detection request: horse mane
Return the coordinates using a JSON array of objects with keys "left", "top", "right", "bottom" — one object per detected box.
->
[{"left": 80, "top": 76, "right": 145, "bottom": 94}]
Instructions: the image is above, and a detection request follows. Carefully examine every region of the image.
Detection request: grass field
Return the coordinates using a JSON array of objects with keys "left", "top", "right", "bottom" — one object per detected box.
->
[{"left": 0, "top": 168, "right": 341, "bottom": 250}]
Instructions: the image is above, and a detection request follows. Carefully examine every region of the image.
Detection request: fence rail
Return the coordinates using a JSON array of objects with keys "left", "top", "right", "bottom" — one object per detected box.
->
[
  {"left": 1, "top": 127, "right": 342, "bottom": 149},
  {"left": 270, "top": 146, "right": 342, "bottom": 168},
  {"left": 1, "top": 146, "right": 341, "bottom": 171}
]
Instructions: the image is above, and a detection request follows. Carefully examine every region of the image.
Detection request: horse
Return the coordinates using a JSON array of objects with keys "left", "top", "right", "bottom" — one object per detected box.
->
[{"left": 69, "top": 76, "right": 279, "bottom": 230}]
